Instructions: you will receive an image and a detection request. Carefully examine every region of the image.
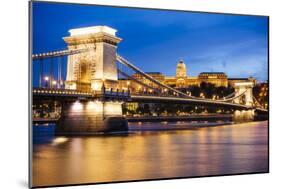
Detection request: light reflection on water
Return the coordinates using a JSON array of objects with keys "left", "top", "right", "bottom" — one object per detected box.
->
[{"left": 32, "top": 121, "right": 268, "bottom": 187}]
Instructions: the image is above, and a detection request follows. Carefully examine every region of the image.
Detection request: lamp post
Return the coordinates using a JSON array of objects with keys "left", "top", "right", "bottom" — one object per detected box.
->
[
  {"left": 59, "top": 80, "right": 64, "bottom": 89},
  {"left": 127, "top": 81, "right": 130, "bottom": 92},
  {"left": 138, "top": 86, "right": 141, "bottom": 94},
  {"left": 44, "top": 76, "right": 49, "bottom": 88},
  {"left": 101, "top": 79, "right": 105, "bottom": 94},
  {"left": 52, "top": 80, "right": 57, "bottom": 89}
]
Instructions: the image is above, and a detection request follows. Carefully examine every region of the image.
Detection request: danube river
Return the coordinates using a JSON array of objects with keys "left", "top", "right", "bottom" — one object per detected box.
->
[{"left": 32, "top": 121, "right": 268, "bottom": 187}]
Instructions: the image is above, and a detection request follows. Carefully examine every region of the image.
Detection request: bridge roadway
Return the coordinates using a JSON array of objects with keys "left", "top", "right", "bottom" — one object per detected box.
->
[{"left": 32, "top": 88, "right": 268, "bottom": 113}]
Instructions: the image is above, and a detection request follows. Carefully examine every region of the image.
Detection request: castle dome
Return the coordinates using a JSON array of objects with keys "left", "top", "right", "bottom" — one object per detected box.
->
[{"left": 176, "top": 59, "right": 187, "bottom": 78}]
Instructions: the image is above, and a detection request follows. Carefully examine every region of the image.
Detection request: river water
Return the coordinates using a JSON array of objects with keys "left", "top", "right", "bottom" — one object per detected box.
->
[{"left": 32, "top": 121, "right": 268, "bottom": 187}]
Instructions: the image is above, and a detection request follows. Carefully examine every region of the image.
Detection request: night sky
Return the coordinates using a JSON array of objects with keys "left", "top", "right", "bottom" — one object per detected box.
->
[{"left": 32, "top": 1, "right": 268, "bottom": 85}]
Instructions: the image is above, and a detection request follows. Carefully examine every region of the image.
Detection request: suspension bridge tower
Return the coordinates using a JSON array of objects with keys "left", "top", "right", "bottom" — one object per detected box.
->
[
  {"left": 233, "top": 81, "right": 255, "bottom": 121},
  {"left": 56, "top": 26, "right": 128, "bottom": 134},
  {"left": 64, "top": 26, "right": 122, "bottom": 91},
  {"left": 233, "top": 82, "right": 254, "bottom": 106}
]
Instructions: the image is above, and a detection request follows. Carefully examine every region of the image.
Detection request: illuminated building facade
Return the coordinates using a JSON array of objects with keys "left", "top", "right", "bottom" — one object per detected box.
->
[
  {"left": 133, "top": 72, "right": 165, "bottom": 87},
  {"left": 198, "top": 72, "right": 228, "bottom": 87}
]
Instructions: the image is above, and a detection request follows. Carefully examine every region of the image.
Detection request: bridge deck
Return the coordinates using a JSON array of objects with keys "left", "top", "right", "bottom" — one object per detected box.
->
[
  {"left": 32, "top": 88, "right": 268, "bottom": 113},
  {"left": 32, "top": 88, "right": 130, "bottom": 101}
]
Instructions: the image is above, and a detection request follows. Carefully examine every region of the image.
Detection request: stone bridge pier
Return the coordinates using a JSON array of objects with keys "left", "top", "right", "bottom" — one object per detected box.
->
[
  {"left": 56, "top": 100, "right": 128, "bottom": 134},
  {"left": 233, "top": 109, "right": 255, "bottom": 122}
]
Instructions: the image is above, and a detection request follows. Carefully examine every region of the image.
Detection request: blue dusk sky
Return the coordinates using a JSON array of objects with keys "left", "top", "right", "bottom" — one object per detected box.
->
[{"left": 32, "top": 2, "right": 269, "bottom": 82}]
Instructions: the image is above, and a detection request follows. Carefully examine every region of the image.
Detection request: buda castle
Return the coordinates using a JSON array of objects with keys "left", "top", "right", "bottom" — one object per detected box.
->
[{"left": 118, "top": 59, "right": 255, "bottom": 92}]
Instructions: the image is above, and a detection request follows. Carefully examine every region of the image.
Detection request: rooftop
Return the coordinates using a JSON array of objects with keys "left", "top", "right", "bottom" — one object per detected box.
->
[
  {"left": 228, "top": 78, "right": 250, "bottom": 80},
  {"left": 145, "top": 72, "right": 163, "bottom": 75},
  {"left": 69, "top": 26, "right": 117, "bottom": 36},
  {"left": 199, "top": 72, "right": 226, "bottom": 75},
  {"left": 178, "top": 59, "right": 185, "bottom": 64}
]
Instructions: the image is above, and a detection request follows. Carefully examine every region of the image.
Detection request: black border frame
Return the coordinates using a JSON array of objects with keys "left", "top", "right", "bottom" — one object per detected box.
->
[{"left": 28, "top": 1, "right": 270, "bottom": 188}]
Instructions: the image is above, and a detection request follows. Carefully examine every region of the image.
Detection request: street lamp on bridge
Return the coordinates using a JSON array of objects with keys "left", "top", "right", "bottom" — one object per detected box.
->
[
  {"left": 44, "top": 76, "right": 49, "bottom": 88},
  {"left": 126, "top": 81, "right": 130, "bottom": 92},
  {"left": 52, "top": 80, "right": 57, "bottom": 88}
]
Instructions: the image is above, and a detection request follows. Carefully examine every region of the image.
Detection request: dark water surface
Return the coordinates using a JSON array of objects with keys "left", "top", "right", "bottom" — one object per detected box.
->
[{"left": 32, "top": 121, "right": 268, "bottom": 187}]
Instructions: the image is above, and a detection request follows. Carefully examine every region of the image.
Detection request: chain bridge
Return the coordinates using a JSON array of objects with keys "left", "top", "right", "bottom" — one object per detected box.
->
[{"left": 32, "top": 26, "right": 268, "bottom": 134}]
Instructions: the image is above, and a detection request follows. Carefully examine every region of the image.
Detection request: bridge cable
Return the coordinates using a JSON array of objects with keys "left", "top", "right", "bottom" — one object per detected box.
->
[
  {"left": 39, "top": 58, "right": 43, "bottom": 88},
  {"left": 32, "top": 47, "right": 96, "bottom": 60},
  {"left": 117, "top": 68, "right": 157, "bottom": 91}
]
